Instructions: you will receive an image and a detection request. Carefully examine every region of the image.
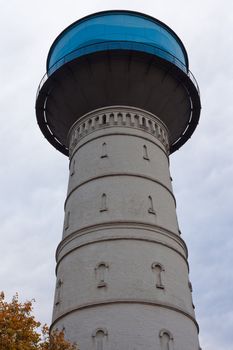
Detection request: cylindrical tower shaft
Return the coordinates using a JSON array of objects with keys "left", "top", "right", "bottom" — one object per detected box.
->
[
  {"left": 51, "top": 106, "right": 199, "bottom": 350},
  {"left": 35, "top": 10, "right": 202, "bottom": 350}
]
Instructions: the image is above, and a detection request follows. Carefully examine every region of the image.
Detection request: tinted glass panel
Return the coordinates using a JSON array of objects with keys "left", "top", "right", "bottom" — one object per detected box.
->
[{"left": 48, "top": 12, "right": 187, "bottom": 73}]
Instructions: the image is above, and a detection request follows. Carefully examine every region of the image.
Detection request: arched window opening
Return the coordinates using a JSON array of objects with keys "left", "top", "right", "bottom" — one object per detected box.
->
[
  {"left": 142, "top": 117, "right": 146, "bottom": 127},
  {"left": 152, "top": 262, "right": 164, "bottom": 289},
  {"left": 134, "top": 114, "right": 139, "bottom": 127},
  {"left": 148, "top": 195, "right": 156, "bottom": 215},
  {"left": 159, "top": 329, "right": 174, "bottom": 350},
  {"left": 96, "top": 331, "right": 104, "bottom": 350},
  {"left": 101, "top": 142, "right": 108, "bottom": 158},
  {"left": 92, "top": 328, "right": 108, "bottom": 350},
  {"left": 102, "top": 115, "right": 107, "bottom": 125},
  {"left": 95, "top": 262, "right": 109, "bottom": 288},
  {"left": 143, "top": 145, "right": 149, "bottom": 160},
  {"left": 100, "top": 193, "right": 108, "bottom": 212},
  {"left": 161, "top": 332, "right": 170, "bottom": 350}
]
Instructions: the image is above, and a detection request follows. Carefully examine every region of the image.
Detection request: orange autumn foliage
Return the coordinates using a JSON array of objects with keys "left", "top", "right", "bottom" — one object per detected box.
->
[{"left": 0, "top": 292, "right": 78, "bottom": 350}]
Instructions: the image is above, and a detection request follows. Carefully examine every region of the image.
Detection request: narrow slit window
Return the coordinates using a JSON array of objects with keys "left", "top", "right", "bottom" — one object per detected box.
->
[
  {"left": 64, "top": 211, "right": 70, "bottom": 230},
  {"left": 101, "top": 142, "right": 108, "bottom": 158},
  {"left": 102, "top": 115, "right": 107, "bottom": 125},
  {"left": 188, "top": 281, "right": 193, "bottom": 292},
  {"left": 55, "top": 278, "right": 63, "bottom": 306},
  {"left": 100, "top": 193, "right": 108, "bottom": 212},
  {"left": 70, "top": 159, "right": 75, "bottom": 176},
  {"left": 148, "top": 196, "right": 156, "bottom": 215},
  {"left": 142, "top": 117, "right": 146, "bottom": 127},
  {"left": 188, "top": 281, "right": 195, "bottom": 308},
  {"left": 143, "top": 145, "right": 149, "bottom": 160},
  {"left": 96, "top": 331, "right": 104, "bottom": 350}
]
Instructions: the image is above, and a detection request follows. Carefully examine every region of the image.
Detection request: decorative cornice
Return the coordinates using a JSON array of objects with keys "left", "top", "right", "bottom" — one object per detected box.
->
[
  {"left": 65, "top": 172, "right": 176, "bottom": 210},
  {"left": 68, "top": 106, "right": 170, "bottom": 157},
  {"left": 51, "top": 299, "right": 199, "bottom": 333}
]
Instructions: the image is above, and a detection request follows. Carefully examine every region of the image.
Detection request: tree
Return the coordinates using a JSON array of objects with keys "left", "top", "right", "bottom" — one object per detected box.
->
[{"left": 0, "top": 292, "right": 78, "bottom": 350}]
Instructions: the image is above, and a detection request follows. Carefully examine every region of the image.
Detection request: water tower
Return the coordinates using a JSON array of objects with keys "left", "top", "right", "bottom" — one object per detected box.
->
[{"left": 36, "top": 10, "right": 201, "bottom": 350}]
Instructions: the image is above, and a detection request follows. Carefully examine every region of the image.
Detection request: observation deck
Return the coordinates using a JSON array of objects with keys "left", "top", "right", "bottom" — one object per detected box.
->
[{"left": 36, "top": 10, "right": 201, "bottom": 155}]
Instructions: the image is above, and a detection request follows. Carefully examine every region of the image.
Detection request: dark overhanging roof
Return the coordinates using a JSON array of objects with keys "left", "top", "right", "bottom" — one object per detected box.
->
[{"left": 36, "top": 49, "right": 200, "bottom": 156}]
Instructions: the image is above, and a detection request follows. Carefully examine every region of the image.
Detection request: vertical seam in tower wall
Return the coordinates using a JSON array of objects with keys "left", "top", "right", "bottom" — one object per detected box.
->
[{"left": 64, "top": 173, "right": 176, "bottom": 210}]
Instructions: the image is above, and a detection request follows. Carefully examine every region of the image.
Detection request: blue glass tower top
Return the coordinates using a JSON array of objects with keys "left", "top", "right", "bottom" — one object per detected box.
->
[{"left": 47, "top": 10, "right": 189, "bottom": 74}]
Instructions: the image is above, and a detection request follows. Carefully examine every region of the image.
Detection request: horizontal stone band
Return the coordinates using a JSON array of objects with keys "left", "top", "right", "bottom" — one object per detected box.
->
[
  {"left": 65, "top": 172, "right": 176, "bottom": 210},
  {"left": 51, "top": 299, "right": 199, "bottom": 333},
  {"left": 56, "top": 222, "right": 189, "bottom": 273},
  {"left": 70, "top": 131, "right": 170, "bottom": 162}
]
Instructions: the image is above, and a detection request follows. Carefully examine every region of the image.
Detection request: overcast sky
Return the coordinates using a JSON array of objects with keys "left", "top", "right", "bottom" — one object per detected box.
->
[{"left": 1, "top": 1, "right": 233, "bottom": 349}]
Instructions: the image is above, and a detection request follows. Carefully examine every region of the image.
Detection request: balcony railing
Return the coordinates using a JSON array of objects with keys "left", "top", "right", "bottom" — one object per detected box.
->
[{"left": 37, "top": 40, "right": 200, "bottom": 98}]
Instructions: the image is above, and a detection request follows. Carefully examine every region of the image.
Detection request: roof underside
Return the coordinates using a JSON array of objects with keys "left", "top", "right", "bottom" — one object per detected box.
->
[{"left": 36, "top": 50, "right": 200, "bottom": 155}]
